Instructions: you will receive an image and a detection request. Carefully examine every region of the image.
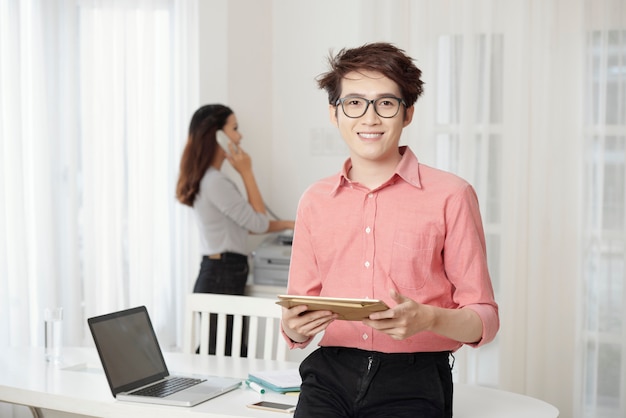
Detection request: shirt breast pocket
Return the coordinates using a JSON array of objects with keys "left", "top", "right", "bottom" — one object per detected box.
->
[{"left": 388, "top": 231, "right": 439, "bottom": 291}]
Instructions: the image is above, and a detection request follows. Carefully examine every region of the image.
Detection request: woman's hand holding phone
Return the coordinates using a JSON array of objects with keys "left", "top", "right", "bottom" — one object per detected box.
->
[
  {"left": 216, "top": 130, "right": 238, "bottom": 156},
  {"left": 217, "top": 130, "right": 252, "bottom": 175}
]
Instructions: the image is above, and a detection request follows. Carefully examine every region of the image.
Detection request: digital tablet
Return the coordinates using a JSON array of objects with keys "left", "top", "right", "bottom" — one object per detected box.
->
[{"left": 276, "top": 295, "right": 389, "bottom": 321}]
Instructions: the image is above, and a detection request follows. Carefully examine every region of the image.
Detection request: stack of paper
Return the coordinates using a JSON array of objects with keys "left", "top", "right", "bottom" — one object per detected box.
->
[{"left": 247, "top": 369, "right": 301, "bottom": 393}]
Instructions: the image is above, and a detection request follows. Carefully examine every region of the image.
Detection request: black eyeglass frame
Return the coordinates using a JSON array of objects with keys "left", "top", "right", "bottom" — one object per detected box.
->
[{"left": 334, "top": 96, "right": 407, "bottom": 119}]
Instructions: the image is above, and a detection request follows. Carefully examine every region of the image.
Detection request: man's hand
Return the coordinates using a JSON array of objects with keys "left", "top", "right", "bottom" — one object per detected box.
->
[
  {"left": 363, "top": 289, "right": 435, "bottom": 340},
  {"left": 364, "top": 289, "right": 483, "bottom": 344},
  {"left": 281, "top": 304, "right": 337, "bottom": 343}
]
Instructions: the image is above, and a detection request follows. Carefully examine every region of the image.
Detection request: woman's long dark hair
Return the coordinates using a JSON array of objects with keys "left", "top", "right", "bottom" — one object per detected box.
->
[{"left": 176, "top": 104, "right": 233, "bottom": 206}]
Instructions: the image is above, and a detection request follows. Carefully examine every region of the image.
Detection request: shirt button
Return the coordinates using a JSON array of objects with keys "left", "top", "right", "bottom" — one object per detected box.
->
[
  {"left": 362, "top": 333, "right": 369, "bottom": 340},
  {"left": 365, "top": 226, "right": 371, "bottom": 234},
  {"left": 368, "top": 193, "right": 374, "bottom": 198},
  {"left": 364, "top": 261, "right": 370, "bottom": 268}
]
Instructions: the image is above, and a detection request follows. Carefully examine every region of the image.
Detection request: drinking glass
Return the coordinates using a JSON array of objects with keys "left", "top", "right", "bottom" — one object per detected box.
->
[{"left": 44, "top": 307, "right": 63, "bottom": 363}]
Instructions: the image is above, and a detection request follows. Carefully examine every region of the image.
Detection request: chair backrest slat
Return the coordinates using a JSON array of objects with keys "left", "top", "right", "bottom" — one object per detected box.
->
[{"left": 183, "top": 293, "right": 287, "bottom": 361}]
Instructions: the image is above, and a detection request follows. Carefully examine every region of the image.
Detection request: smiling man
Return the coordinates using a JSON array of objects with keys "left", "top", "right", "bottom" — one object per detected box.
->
[{"left": 280, "top": 43, "right": 499, "bottom": 418}]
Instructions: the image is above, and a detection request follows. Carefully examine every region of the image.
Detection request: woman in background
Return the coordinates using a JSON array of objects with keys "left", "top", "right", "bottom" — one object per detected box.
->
[{"left": 176, "top": 104, "right": 294, "bottom": 355}]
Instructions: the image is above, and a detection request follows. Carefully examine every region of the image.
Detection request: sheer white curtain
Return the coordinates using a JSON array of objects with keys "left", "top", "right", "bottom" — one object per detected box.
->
[
  {"left": 0, "top": 0, "right": 76, "bottom": 348},
  {"left": 0, "top": 0, "right": 199, "bottom": 356},
  {"left": 77, "top": 0, "right": 199, "bottom": 347},
  {"left": 404, "top": 0, "right": 623, "bottom": 417},
  {"left": 582, "top": 1, "right": 626, "bottom": 417}
]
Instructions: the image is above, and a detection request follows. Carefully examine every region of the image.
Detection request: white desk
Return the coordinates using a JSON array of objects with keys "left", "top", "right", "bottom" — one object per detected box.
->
[{"left": 0, "top": 347, "right": 558, "bottom": 418}]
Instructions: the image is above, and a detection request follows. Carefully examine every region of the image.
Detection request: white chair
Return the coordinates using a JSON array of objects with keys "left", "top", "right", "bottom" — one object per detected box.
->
[{"left": 183, "top": 293, "right": 288, "bottom": 361}]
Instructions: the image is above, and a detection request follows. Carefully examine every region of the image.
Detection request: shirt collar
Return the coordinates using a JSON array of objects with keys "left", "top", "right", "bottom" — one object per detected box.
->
[{"left": 329, "top": 146, "right": 422, "bottom": 196}]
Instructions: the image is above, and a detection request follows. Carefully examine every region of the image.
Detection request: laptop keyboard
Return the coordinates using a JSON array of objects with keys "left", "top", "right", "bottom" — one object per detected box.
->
[{"left": 131, "top": 376, "right": 206, "bottom": 398}]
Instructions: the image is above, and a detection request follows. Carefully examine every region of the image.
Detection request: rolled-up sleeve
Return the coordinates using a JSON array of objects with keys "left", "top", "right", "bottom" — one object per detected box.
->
[
  {"left": 464, "top": 303, "right": 499, "bottom": 347},
  {"left": 444, "top": 184, "right": 499, "bottom": 347}
]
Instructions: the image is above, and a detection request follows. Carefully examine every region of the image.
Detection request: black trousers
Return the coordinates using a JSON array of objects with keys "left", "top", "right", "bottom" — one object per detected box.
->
[
  {"left": 295, "top": 347, "right": 453, "bottom": 418},
  {"left": 193, "top": 253, "right": 249, "bottom": 357}
]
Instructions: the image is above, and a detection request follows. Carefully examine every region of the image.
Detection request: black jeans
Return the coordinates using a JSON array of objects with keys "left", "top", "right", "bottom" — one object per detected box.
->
[
  {"left": 193, "top": 253, "right": 249, "bottom": 357},
  {"left": 295, "top": 347, "right": 453, "bottom": 418}
]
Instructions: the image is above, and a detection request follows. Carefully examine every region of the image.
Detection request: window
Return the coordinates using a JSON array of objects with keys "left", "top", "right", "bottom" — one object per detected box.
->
[
  {"left": 582, "top": 29, "right": 626, "bottom": 418},
  {"left": 435, "top": 32, "right": 504, "bottom": 386}
]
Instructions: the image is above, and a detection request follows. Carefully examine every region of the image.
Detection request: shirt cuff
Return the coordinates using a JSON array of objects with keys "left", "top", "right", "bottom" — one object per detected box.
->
[{"left": 463, "top": 303, "right": 500, "bottom": 348}]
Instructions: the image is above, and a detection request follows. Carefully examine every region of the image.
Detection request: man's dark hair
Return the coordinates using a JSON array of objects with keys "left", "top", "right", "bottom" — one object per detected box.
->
[{"left": 316, "top": 42, "right": 424, "bottom": 107}]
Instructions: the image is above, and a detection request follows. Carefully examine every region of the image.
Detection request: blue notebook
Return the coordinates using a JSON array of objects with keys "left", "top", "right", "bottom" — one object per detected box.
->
[{"left": 247, "top": 369, "right": 301, "bottom": 393}]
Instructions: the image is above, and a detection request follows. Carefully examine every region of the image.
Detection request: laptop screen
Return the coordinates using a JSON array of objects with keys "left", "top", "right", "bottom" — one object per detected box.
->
[{"left": 88, "top": 306, "right": 169, "bottom": 395}]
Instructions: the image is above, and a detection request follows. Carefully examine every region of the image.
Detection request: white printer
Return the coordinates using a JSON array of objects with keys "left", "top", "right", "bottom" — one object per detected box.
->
[{"left": 252, "top": 230, "right": 293, "bottom": 286}]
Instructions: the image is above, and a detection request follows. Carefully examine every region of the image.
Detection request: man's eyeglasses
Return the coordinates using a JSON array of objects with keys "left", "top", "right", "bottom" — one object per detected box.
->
[{"left": 335, "top": 96, "right": 407, "bottom": 119}]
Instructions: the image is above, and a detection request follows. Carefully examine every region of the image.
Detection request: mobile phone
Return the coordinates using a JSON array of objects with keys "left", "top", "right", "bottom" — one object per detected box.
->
[
  {"left": 216, "top": 130, "right": 236, "bottom": 155},
  {"left": 246, "top": 401, "right": 296, "bottom": 413}
]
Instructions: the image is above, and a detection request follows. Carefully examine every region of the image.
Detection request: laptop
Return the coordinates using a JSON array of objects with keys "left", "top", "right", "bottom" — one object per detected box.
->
[{"left": 88, "top": 306, "right": 241, "bottom": 407}]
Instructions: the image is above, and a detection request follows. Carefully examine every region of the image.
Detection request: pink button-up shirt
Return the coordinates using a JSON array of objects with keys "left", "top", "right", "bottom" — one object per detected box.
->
[{"left": 283, "top": 146, "right": 499, "bottom": 353}]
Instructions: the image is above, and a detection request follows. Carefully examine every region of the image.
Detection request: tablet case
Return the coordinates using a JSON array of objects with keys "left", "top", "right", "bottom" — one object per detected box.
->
[{"left": 276, "top": 295, "right": 389, "bottom": 321}]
